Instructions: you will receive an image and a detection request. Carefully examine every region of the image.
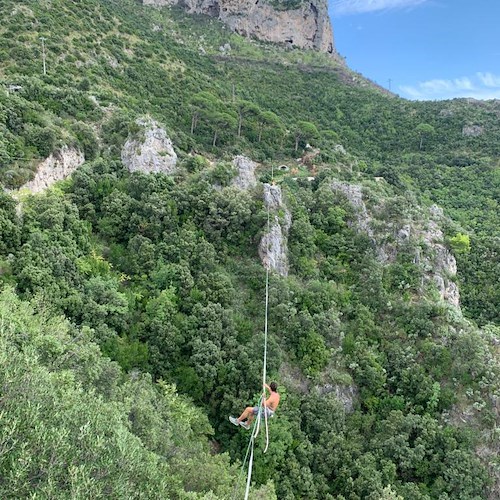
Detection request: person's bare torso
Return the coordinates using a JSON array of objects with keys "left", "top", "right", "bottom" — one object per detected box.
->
[{"left": 265, "top": 392, "right": 280, "bottom": 411}]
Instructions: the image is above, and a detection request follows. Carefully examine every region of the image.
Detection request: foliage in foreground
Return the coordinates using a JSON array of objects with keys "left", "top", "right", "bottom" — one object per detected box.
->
[{"left": 0, "top": 287, "right": 275, "bottom": 499}]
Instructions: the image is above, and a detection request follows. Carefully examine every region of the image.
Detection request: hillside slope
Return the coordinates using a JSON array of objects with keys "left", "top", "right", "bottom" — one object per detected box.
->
[
  {"left": 0, "top": 0, "right": 498, "bottom": 498},
  {"left": 1, "top": 0, "right": 498, "bottom": 324}
]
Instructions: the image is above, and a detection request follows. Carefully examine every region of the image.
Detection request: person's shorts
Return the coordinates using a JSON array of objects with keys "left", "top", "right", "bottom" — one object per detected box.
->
[{"left": 252, "top": 406, "right": 274, "bottom": 418}]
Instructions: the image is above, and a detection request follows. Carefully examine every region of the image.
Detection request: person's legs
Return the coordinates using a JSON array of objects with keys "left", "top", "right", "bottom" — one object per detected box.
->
[
  {"left": 246, "top": 409, "right": 256, "bottom": 426},
  {"left": 237, "top": 406, "right": 255, "bottom": 422},
  {"left": 230, "top": 406, "right": 261, "bottom": 429},
  {"left": 230, "top": 406, "right": 254, "bottom": 427}
]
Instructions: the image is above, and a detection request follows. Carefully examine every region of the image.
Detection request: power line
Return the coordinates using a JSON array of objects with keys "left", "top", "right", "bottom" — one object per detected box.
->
[{"left": 0, "top": 157, "right": 41, "bottom": 162}]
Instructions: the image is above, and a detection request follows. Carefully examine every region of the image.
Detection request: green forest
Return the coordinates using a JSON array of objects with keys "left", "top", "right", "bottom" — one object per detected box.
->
[{"left": 0, "top": 0, "right": 498, "bottom": 498}]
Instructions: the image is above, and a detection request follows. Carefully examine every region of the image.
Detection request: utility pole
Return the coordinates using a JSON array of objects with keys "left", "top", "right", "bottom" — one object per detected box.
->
[
  {"left": 388, "top": 78, "right": 392, "bottom": 91},
  {"left": 40, "top": 37, "right": 47, "bottom": 75}
]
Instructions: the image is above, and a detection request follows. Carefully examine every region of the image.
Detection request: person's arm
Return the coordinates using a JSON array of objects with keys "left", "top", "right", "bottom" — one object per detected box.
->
[{"left": 260, "top": 384, "right": 271, "bottom": 407}]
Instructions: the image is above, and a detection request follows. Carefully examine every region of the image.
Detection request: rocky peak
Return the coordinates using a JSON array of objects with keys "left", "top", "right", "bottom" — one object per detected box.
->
[{"left": 143, "top": 0, "right": 335, "bottom": 54}]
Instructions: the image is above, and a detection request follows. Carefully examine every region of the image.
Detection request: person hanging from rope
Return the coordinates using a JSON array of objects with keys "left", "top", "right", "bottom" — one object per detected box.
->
[{"left": 229, "top": 382, "right": 280, "bottom": 430}]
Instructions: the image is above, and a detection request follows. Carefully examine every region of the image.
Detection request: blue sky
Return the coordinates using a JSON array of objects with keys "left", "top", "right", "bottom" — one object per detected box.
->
[{"left": 329, "top": 0, "right": 500, "bottom": 100}]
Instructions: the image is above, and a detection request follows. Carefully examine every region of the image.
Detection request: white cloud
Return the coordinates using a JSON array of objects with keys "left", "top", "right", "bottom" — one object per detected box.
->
[
  {"left": 399, "top": 73, "right": 500, "bottom": 100},
  {"left": 477, "top": 72, "right": 500, "bottom": 87},
  {"left": 331, "top": 0, "right": 428, "bottom": 16}
]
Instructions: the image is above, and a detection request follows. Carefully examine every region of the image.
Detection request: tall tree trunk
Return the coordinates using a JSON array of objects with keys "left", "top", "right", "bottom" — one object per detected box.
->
[
  {"left": 238, "top": 114, "right": 242, "bottom": 137},
  {"left": 213, "top": 130, "right": 218, "bottom": 147},
  {"left": 191, "top": 114, "right": 198, "bottom": 135}
]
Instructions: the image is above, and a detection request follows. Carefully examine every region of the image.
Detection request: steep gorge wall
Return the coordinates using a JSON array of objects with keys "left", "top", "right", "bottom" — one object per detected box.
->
[{"left": 143, "top": 0, "right": 335, "bottom": 54}]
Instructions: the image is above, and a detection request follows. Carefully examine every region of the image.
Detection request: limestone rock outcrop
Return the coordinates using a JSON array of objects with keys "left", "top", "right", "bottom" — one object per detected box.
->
[
  {"left": 330, "top": 182, "right": 460, "bottom": 309},
  {"left": 21, "top": 146, "right": 85, "bottom": 193},
  {"left": 121, "top": 118, "right": 177, "bottom": 175},
  {"left": 259, "top": 183, "right": 291, "bottom": 277},
  {"left": 231, "top": 155, "right": 258, "bottom": 190},
  {"left": 143, "top": 0, "right": 335, "bottom": 54},
  {"left": 419, "top": 206, "right": 460, "bottom": 308},
  {"left": 462, "top": 124, "right": 484, "bottom": 137},
  {"left": 331, "top": 181, "right": 374, "bottom": 239}
]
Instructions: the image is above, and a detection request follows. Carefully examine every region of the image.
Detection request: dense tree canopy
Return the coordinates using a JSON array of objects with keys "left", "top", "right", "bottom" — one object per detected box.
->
[{"left": 0, "top": 0, "right": 498, "bottom": 497}]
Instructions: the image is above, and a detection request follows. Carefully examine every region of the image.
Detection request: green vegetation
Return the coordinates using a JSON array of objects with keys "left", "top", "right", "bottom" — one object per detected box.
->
[
  {"left": 1, "top": 160, "right": 497, "bottom": 498},
  {"left": 0, "top": 0, "right": 497, "bottom": 322},
  {"left": 0, "top": 0, "right": 498, "bottom": 498},
  {"left": 0, "top": 286, "right": 277, "bottom": 498},
  {"left": 268, "top": 0, "right": 305, "bottom": 11}
]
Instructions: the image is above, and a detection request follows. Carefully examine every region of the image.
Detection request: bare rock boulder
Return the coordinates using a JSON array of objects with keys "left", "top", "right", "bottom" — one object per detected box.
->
[
  {"left": 121, "top": 118, "right": 177, "bottom": 175},
  {"left": 462, "top": 124, "right": 484, "bottom": 137},
  {"left": 317, "top": 383, "right": 359, "bottom": 413},
  {"left": 231, "top": 155, "right": 258, "bottom": 190}
]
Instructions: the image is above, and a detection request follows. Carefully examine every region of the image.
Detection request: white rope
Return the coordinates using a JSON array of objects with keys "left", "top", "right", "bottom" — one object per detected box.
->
[
  {"left": 243, "top": 433, "right": 255, "bottom": 500},
  {"left": 262, "top": 263, "right": 270, "bottom": 454},
  {"left": 243, "top": 397, "right": 262, "bottom": 500},
  {"left": 261, "top": 178, "right": 272, "bottom": 454},
  {"left": 243, "top": 179, "right": 273, "bottom": 499}
]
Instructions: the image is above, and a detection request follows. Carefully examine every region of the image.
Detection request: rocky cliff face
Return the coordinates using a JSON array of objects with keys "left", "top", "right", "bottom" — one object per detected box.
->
[
  {"left": 231, "top": 155, "right": 258, "bottom": 190},
  {"left": 121, "top": 118, "right": 178, "bottom": 175},
  {"left": 21, "top": 146, "right": 85, "bottom": 194},
  {"left": 259, "top": 183, "right": 292, "bottom": 276},
  {"left": 331, "top": 181, "right": 460, "bottom": 309},
  {"left": 143, "top": 0, "right": 335, "bottom": 54}
]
